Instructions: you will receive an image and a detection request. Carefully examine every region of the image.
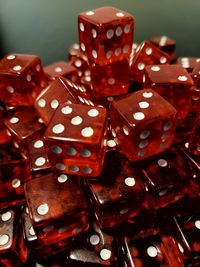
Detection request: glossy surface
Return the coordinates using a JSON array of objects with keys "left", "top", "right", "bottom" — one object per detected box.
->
[
  {"left": 90, "top": 58, "right": 129, "bottom": 97},
  {"left": 78, "top": 6, "right": 134, "bottom": 65},
  {"left": 144, "top": 64, "right": 194, "bottom": 121},
  {"left": 130, "top": 41, "right": 170, "bottom": 83},
  {"left": 0, "top": 53, "right": 48, "bottom": 106},
  {"left": 24, "top": 172, "right": 88, "bottom": 245},
  {"left": 122, "top": 230, "right": 184, "bottom": 267},
  {"left": 110, "top": 89, "right": 177, "bottom": 162},
  {"left": 0, "top": 209, "right": 28, "bottom": 266},
  {"left": 150, "top": 36, "right": 176, "bottom": 61},
  {"left": 139, "top": 146, "right": 196, "bottom": 209},
  {"left": 44, "top": 103, "right": 108, "bottom": 176},
  {"left": 85, "top": 151, "right": 147, "bottom": 228},
  {"left": 68, "top": 221, "right": 117, "bottom": 266}
]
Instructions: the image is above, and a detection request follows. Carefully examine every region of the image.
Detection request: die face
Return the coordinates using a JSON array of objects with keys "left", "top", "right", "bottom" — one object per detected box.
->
[
  {"left": 139, "top": 146, "right": 195, "bottom": 209},
  {"left": 24, "top": 172, "right": 88, "bottom": 244},
  {"left": 110, "top": 89, "right": 177, "bottom": 162},
  {"left": 173, "top": 212, "right": 200, "bottom": 265},
  {"left": 78, "top": 6, "right": 134, "bottom": 65},
  {"left": 0, "top": 209, "right": 28, "bottom": 266},
  {"left": 28, "top": 138, "right": 51, "bottom": 175},
  {"left": 0, "top": 54, "right": 48, "bottom": 106},
  {"left": 130, "top": 41, "right": 170, "bottom": 83},
  {"left": 0, "top": 143, "right": 30, "bottom": 206},
  {"left": 90, "top": 58, "right": 129, "bottom": 97},
  {"left": 85, "top": 151, "right": 147, "bottom": 228},
  {"left": 123, "top": 232, "right": 179, "bottom": 267},
  {"left": 44, "top": 61, "right": 78, "bottom": 80},
  {"left": 4, "top": 107, "right": 44, "bottom": 147},
  {"left": 144, "top": 64, "right": 194, "bottom": 121},
  {"left": 177, "top": 57, "right": 200, "bottom": 73},
  {"left": 150, "top": 36, "right": 176, "bottom": 60},
  {"left": 68, "top": 221, "right": 117, "bottom": 266},
  {"left": 34, "top": 78, "right": 78, "bottom": 125},
  {"left": 44, "top": 103, "right": 107, "bottom": 176}
]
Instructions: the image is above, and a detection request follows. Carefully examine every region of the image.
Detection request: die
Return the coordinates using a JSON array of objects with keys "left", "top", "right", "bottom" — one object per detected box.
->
[
  {"left": 150, "top": 35, "right": 176, "bottom": 61},
  {"left": 172, "top": 211, "right": 200, "bottom": 266},
  {"left": 24, "top": 172, "right": 89, "bottom": 246},
  {"left": 0, "top": 53, "right": 48, "bottom": 106},
  {"left": 44, "top": 103, "right": 108, "bottom": 176},
  {"left": 144, "top": 64, "right": 194, "bottom": 122},
  {"left": 78, "top": 6, "right": 134, "bottom": 65},
  {"left": 130, "top": 41, "right": 170, "bottom": 83},
  {"left": 122, "top": 229, "right": 184, "bottom": 267},
  {"left": 4, "top": 106, "right": 45, "bottom": 153},
  {"left": 0, "top": 143, "right": 30, "bottom": 209},
  {"left": 177, "top": 57, "right": 200, "bottom": 73},
  {"left": 28, "top": 138, "right": 51, "bottom": 177},
  {"left": 68, "top": 221, "right": 118, "bottom": 266},
  {"left": 44, "top": 61, "right": 78, "bottom": 81},
  {"left": 110, "top": 89, "right": 177, "bottom": 162},
  {"left": 84, "top": 151, "right": 147, "bottom": 228},
  {"left": 0, "top": 209, "right": 28, "bottom": 267},
  {"left": 138, "top": 146, "right": 196, "bottom": 210},
  {"left": 89, "top": 58, "right": 129, "bottom": 97},
  {"left": 22, "top": 207, "right": 73, "bottom": 261}
]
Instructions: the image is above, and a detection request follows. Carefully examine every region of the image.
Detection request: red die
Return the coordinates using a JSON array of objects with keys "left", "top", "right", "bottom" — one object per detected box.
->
[
  {"left": 144, "top": 64, "right": 194, "bottom": 122},
  {"left": 4, "top": 106, "right": 44, "bottom": 153},
  {"left": 0, "top": 209, "right": 28, "bottom": 267},
  {"left": 78, "top": 6, "right": 134, "bottom": 65},
  {"left": 28, "top": 138, "right": 51, "bottom": 177},
  {"left": 0, "top": 53, "right": 48, "bottom": 106},
  {"left": 24, "top": 172, "right": 88, "bottom": 246},
  {"left": 84, "top": 151, "right": 147, "bottom": 228},
  {"left": 191, "top": 62, "right": 200, "bottom": 114},
  {"left": 22, "top": 206, "right": 73, "bottom": 260},
  {"left": 177, "top": 57, "right": 200, "bottom": 73},
  {"left": 110, "top": 89, "right": 177, "bottom": 162},
  {"left": 44, "top": 103, "right": 108, "bottom": 176},
  {"left": 44, "top": 61, "right": 78, "bottom": 81},
  {"left": 130, "top": 41, "right": 170, "bottom": 84},
  {"left": 0, "top": 143, "right": 30, "bottom": 210},
  {"left": 89, "top": 58, "right": 129, "bottom": 97},
  {"left": 150, "top": 35, "right": 176, "bottom": 61}
]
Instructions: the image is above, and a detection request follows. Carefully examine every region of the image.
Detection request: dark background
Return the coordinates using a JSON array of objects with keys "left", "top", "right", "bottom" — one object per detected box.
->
[{"left": 0, "top": 0, "right": 199, "bottom": 65}]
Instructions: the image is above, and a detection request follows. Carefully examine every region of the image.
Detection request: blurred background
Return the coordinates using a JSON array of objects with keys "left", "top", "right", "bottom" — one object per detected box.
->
[{"left": 0, "top": 0, "right": 199, "bottom": 65}]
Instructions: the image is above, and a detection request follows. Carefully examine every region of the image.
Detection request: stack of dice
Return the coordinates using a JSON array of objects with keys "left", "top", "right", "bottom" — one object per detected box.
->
[{"left": 0, "top": 6, "right": 200, "bottom": 267}]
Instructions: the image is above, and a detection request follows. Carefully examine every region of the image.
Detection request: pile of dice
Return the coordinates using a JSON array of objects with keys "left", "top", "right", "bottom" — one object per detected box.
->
[{"left": 0, "top": 6, "right": 200, "bottom": 267}]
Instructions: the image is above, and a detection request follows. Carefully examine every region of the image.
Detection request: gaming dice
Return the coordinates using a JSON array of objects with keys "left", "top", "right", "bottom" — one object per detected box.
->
[
  {"left": 0, "top": 53, "right": 48, "bottom": 106},
  {"left": 144, "top": 64, "right": 194, "bottom": 122},
  {"left": 110, "top": 89, "right": 177, "bottom": 162},
  {"left": 44, "top": 103, "right": 108, "bottom": 176},
  {"left": 24, "top": 172, "right": 89, "bottom": 246},
  {"left": 78, "top": 6, "right": 134, "bottom": 65}
]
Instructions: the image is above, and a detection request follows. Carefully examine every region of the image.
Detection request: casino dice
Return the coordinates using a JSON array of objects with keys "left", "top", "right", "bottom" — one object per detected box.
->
[
  {"left": 121, "top": 229, "right": 184, "bottom": 267},
  {"left": 110, "top": 89, "right": 177, "bottom": 162},
  {"left": 130, "top": 41, "right": 170, "bottom": 83},
  {"left": 44, "top": 103, "right": 107, "bottom": 176},
  {"left": 78, "top": 6, "right": 134, "bottom": 65},
  {"left": 0, "top": 143, "right": 30, "bottom": 209},
  {"left": 177, "top": 57, "right": 200, "bottom": 73},
  {"left": 84, "top": 151, "right": 147, "bottom": 228},
  {"left": 0, "top": 209, "right": 28, "bottom": 267},
  {"left": 144, "top": 64, "right": 194, "bottom": 122},
  {"left": 138, "top": 146, "right": 196, "bottom": 210},
  {"left": 4, "top": 106, "right": 45, "bottom": 153},
  {"left": 24, "top": 172, "right": 89, "bottom": 246},
  {"left": 0, "top": 53, "right": 48, "bottom": 106},
  {"left": 150, "top": 35, "right": 176, "bottom": 61}
]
